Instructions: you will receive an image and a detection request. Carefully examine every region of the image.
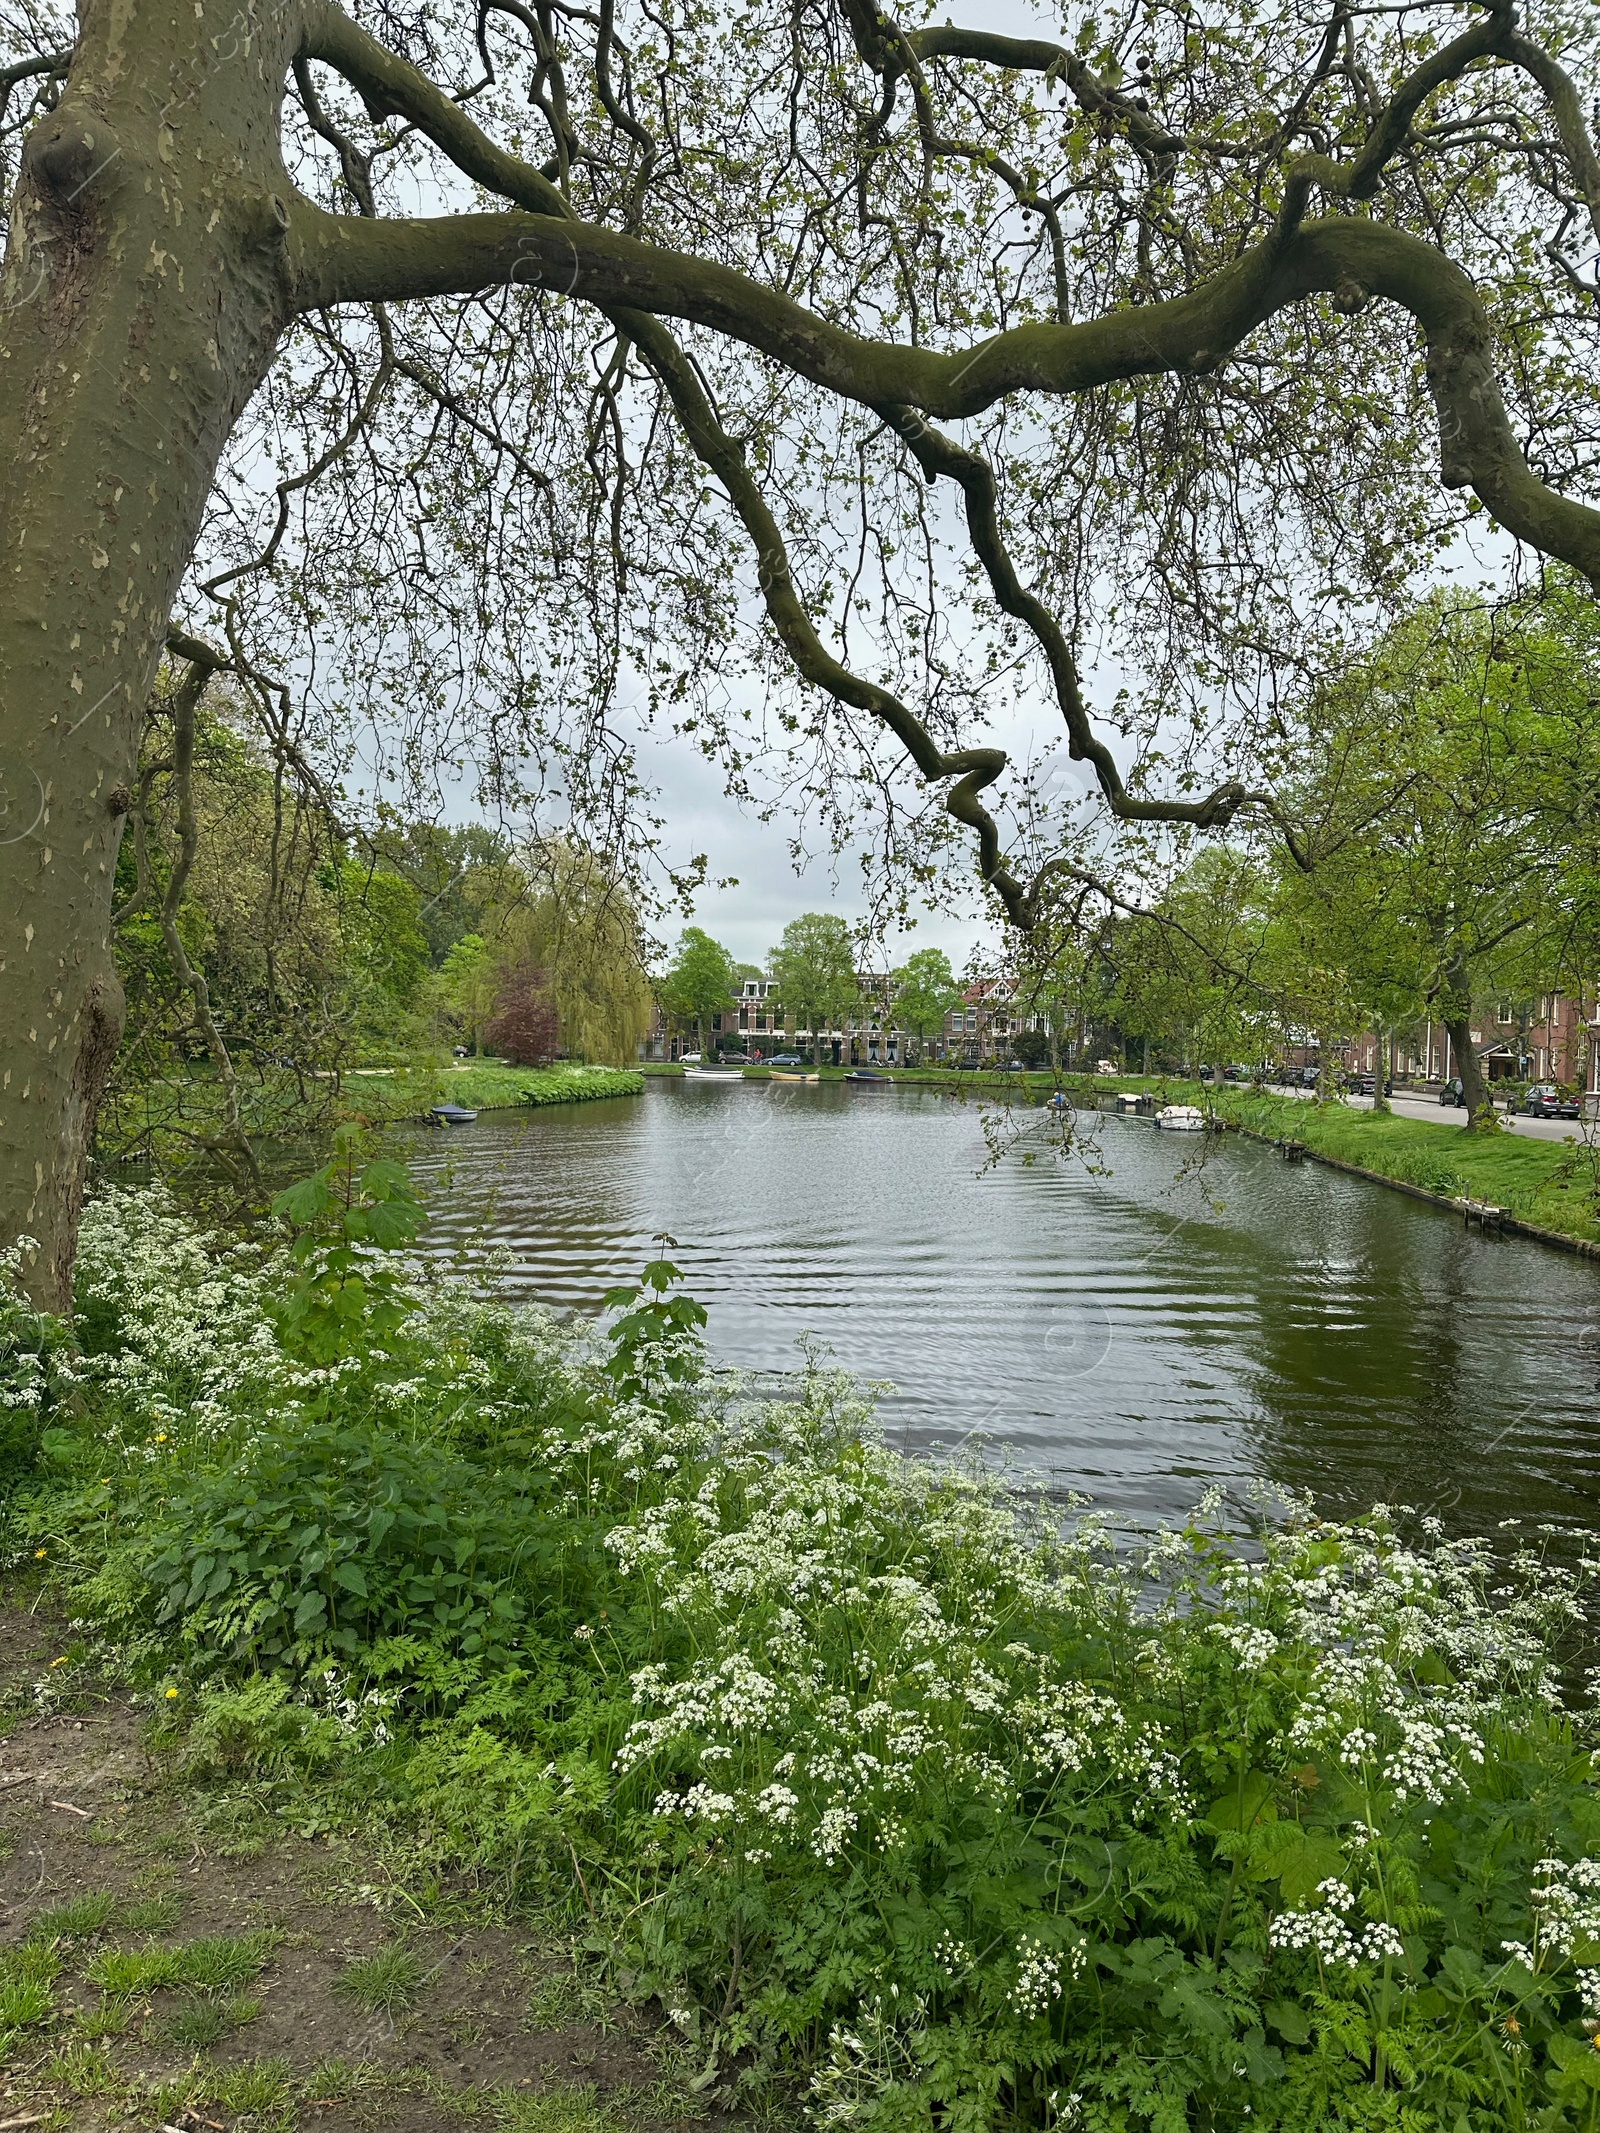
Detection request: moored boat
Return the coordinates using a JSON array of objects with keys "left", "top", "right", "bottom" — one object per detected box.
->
[
  {"left": 769, "top": 1069, "right": 820, "bottom": 1083},
  {"left": 845, "top": 1069, "right": 893, "bottom": 1084},
  {"left": 683, "top": 1065, "right": 744, "bottom": 1082},
  {"left": 429, "top": 1103, "right": 478, "bottom": 1125},
  {"left": 1155, "top": 1104, "right": 1207, "bottom": 1132}
]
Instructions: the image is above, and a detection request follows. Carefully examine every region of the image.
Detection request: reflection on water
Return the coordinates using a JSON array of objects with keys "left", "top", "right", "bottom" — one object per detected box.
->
[{"left": 403, "top": 1080, "right": 1600, "bottom": 1535}]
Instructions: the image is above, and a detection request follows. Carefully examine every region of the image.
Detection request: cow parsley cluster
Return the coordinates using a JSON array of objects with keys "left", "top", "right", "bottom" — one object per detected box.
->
[{"left": 1271, "top": 1882, "right": 1405, "bottom": 1970}]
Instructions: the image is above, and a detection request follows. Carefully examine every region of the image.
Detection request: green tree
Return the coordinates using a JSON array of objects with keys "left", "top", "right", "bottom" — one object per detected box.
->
[
  {"left": 369, "top": 823, "right": 518, "bottom": 965},
  {"left": 769, "top": 916, "right": 861, "bottom": 1062},
  {"left": 500, "top": 841, "right": 653, "bottom": 1065},
  {"left": 340, "top": 864, "right": 430, "bottom": 1029},
  {"left": 435, "top": 933, "right": 498, "bottom": 1055},
  {"left": 891, "top": 949, "right": 962, "bottom": 1058},
  {"left": 1109, "top": 852, "right": 1287, "bottom": 1087},
  {"left": 1280, "top": 590, "right": 1600, "bottom": 1127},
  {"left": 658, "top": 928, "right": 738, "bottom": 1054}
]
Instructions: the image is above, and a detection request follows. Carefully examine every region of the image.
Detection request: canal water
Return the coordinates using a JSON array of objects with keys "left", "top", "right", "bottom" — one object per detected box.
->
[{"left": 404, "top": 1079, "right": 1600, "bottom": 1536}]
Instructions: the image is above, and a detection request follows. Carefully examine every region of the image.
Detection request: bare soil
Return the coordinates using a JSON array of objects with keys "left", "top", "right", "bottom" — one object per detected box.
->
[{"left": 0, "top": 1599, "right": 731, "bottom": 2133}]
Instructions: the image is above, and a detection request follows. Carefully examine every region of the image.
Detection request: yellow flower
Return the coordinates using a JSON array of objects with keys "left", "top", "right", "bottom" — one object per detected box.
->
[
  {"left": 165, "top": 1688, "right": 179, "bottom": 1701},
  {"left": 33, "top": 1548, "right": 45, "bottom": 1559},
  {"left": 154, "top": 1433, "right": 168, "bottom": 1444},
  {"left": 49, "top": 1657, "right": 67, "bottom": 1669}
]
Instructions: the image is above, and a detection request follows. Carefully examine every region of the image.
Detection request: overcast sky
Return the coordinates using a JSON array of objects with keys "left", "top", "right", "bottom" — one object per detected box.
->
[{"left": 635, "top": 0, "right": 1064, "bottom": 973}]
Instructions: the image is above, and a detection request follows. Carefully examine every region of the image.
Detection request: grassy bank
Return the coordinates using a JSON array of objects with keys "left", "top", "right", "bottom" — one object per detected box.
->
[
  {"left": 5, "top": 1171, "right": 1600, "bottom": 2126},
  {"left": 428, "top": 1062, "right": 644, "bottom": 1110},
  {"left": 1195, "top": 1087, "right": 1600, "bottom": 1247}
]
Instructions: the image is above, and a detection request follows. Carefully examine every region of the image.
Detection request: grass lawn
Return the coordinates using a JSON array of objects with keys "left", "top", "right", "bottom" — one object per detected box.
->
[
  {"left": 427, "top": 1062, "right": 644, "bottom": 1110},
  {"left": 1211, "top": 1086, "right": 1600, "bottom": 1245}
]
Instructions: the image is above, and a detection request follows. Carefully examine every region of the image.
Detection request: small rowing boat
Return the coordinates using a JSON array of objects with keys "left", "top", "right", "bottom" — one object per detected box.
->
[
  {"left": 769, "top": 1069, "right": 820, "bottom": 1083},
  {"left": 1155, "top": 1104, "right": 1207, "bottom": 1133},
  {"left": 683, "top": 1066, "right": 744, "bottom": 1082},
  {"left": 846, "top": 1069, "right": 893, "bottom": 1084},
  {"left": 429, "top": 1103, "right": 478, "bottom": 1125}
]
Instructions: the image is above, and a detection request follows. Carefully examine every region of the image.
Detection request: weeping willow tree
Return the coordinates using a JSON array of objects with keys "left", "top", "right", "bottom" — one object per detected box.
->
[
  {"left": 4, "top": 0, "right": 1600, "bottom": 1297},
  {"left": 497, "top": 841, "right": 652, "bottom": 1067}
]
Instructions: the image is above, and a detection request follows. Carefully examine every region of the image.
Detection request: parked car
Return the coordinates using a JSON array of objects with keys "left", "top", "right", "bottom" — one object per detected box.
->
[
  {"left": 1439, "top": 1077, "right": 1465, "bottom": 1107},
  {"left": 765, "top": 1052, "right": 805, "bottom": 1066},
  {"left": 1522, "top": 1083, "right": 1581, "bottom": 1120},
  {"left": 1300, "top": 1066, "right": 1320, "bottom": 1087}
]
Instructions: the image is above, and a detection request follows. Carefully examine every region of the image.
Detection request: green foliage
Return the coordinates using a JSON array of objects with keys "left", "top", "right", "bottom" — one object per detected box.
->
[
  {"left": 890, "top": 947, "right": 963, "bottom": 1045},
  {"left": 142, "top": 1414, "right": 538, "bottom": 1668},
  {"left": 0, "top": 1263, "right": 71, "bottom": 1494},
  {"left": 498, "top": 839, "right": 654, "bottom": 1065},
  {"left": 600, "top": 1257, "right": 708, "bottom": 1402},
  {"left": 29, "top": 1891, "right": 118, "bottom": 1944},
  {"left": 769, "top": 913, "right": 861, "bottom": 1053},
  {"left": 659, "top": 927, "right": 739, "bottom": 1046},
  {"left": 161, "top": 1996, "right": 254, "bottom": 2047},
  {"left": 436, "top": 931, "right": 500, "bottom": 1053},
  {"left": 28, "top": 1179, "right": 1600, "bottom": 2129},
  {"left": 120, "top": 1892, "right": 184, "bottom": 1935},
  {"left": 270, "top": 1124, "right": 425, "bottom": 1364},
  {"left": 85, "top": 1933, "right": 272, "bottom": 2002},
  {"left": 341, "top": 861, "right": 431, "bottom": 1010},
  {"left": 0, "top": 1941, "right": 58, "bottom": 2050}
]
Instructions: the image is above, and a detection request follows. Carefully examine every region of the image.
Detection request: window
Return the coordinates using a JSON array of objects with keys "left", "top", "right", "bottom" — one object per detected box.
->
[
  {"left": 1497, "top": 1002, "right": 1514, "bottom": 1025},
  {"left": 755, "top": 1015, "right": 767, "bottom": 1032}
]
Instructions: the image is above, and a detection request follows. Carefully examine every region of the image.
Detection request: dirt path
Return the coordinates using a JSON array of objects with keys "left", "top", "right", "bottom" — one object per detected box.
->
[{"left": 0, "top": 1603, "right": 727, "bottom": 2133}]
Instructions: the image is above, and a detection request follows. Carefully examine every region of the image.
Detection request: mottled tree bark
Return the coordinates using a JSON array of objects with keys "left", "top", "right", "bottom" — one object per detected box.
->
[{"left": 0, "top": 0, "right": 301, "bottom": 1305}]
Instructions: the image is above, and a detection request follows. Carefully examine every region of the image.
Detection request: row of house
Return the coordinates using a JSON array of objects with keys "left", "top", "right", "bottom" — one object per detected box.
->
[
  {"left": 1335, "top": 992, "right": 1600, "bottom": 1093},
  {"left": 649, "top": 962, "right": 1600, "bottom": 1091},
  {"left": 642, "top": 973, "right": 1058, "bottom": 1065}
]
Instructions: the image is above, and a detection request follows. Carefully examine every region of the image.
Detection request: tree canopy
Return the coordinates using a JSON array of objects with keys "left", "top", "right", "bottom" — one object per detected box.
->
[
  {"left": 659, "top": 927, "right": 740, "bottom": 1050},
  {"left": 770, "top": 913, "right": 862, "bottom": 1052},
  {"left": 891, "top": 948, "right": 963, "bottom": 1046}
]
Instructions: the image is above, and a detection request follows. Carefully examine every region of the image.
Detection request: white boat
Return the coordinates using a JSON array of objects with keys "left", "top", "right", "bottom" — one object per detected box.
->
[
  {"left": 1155, "top": 1104, "right": 1207, "bottom": 1132},
  {"left": 683, "top": 1065, "right": 744, "bottom": 1082}
]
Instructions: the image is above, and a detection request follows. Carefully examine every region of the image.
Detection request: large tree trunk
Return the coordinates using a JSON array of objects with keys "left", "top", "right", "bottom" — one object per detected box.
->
[
  {"left": 0, "top": 1, "right": 301, "bottom": 1305},
  {"left": 1443, "top": 1013, "right": 1494, "bottom": 1128},
  {"left": 1438, "top": 953, "right": 1496, "bottom": 1130}
]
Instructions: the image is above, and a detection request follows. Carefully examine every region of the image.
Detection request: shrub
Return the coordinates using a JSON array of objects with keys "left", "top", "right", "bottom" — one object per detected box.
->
[{"left": 140, "top": 1414, "right": 539, "bottom": 1668}]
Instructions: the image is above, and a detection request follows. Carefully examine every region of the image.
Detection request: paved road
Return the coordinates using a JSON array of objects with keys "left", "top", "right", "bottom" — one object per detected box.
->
[{"left": 1263, "top": 1085, "right": 1597, "bottom": 1144}]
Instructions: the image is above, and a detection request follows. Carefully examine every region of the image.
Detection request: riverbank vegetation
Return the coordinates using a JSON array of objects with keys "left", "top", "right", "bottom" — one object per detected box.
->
[
  {"left": 6, "top": 1171, "right": 1600, "bottom": 2128},
  {"left": 1213, "top": 1089, "right": 1600, "bottom": 1245},
  {"left": 98, "top": 726, "right": 656, "bottom": 1190},
  {"left": 342, "top": 1061, "right": 646, "bottom": 1115},
  {"left": 1078, "top": 587, "right": 1600, "bottom": 1130}
]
